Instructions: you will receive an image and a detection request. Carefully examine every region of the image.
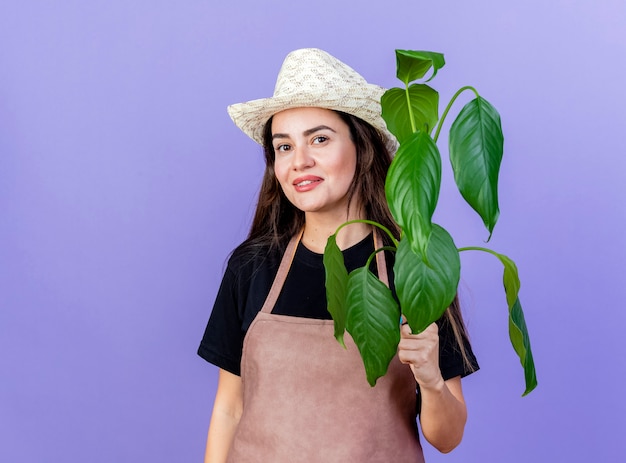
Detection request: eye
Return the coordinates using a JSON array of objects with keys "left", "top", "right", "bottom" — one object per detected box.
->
[
  {"left": 312, "top": 135, "right": 328, "bottom": 144},
  {"left": 274, "top": 144, "right": 291, "bottom": 153}
]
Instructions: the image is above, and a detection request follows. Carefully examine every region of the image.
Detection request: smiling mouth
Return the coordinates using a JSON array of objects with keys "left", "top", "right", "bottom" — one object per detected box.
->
[{"left": 296, "top": 179, "right": 317, "bottom": 187}]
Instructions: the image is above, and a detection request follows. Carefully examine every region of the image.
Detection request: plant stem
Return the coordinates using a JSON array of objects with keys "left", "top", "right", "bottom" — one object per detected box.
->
[
  {"left": 433, "top": 85, "right": 480, "bottom": 143},
  {"left": 335, "top": 219, "right": 399, "bottom": 248},
  {"left": 458, "top": 246, "right": 496, "bottom": 256},
  {"left": 405, "top": 82, "right": 417, "bottom": 133},
  {"left": 365, "top": 246, "right": 397, "bottom": 269}
]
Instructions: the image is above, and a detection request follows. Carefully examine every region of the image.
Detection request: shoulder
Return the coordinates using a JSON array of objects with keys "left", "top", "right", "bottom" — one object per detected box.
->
[{"left": 225, "top": 239, "right": 283, "bottom": 287}]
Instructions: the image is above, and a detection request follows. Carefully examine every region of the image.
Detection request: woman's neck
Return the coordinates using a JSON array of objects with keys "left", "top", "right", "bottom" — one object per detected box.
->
[{"left": 301, "top": 208, "right": 369, "bottom": 253}]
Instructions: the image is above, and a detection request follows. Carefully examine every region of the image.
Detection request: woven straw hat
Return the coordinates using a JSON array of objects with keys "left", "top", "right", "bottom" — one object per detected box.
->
[{"left": 227, "top": 48, "right": 398, "bottom": 154}]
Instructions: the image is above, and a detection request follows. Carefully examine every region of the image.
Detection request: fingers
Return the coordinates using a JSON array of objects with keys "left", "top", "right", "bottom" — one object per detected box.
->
[
  {"left": 400, "top": 321, "right": 412, "bottom": 337},
  {"left": 400, "top": 320, "right": 438, "bottom": 339},
  {"left": 397, "top": 322, "right": 439, "bottom": 364},
  {"left": 397, "top": 321, "right": 442, "bottom": 389}
]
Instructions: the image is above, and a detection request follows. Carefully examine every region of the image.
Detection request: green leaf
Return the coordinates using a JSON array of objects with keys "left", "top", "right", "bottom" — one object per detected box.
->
[
  {"left": 381, "top": 84, "right": 439, "bottom": 142},
  {"left": 497, "top": 252, "right": 538, "bottom": 396},
  {"left": 449, "top": 96, "right": 504, "bottom": 238},
  {"left": 385, "top": 131, "right": 441, "bottom": 260},
  {"left": 395, "top": 49, "right": 445, "bottom": 84},
  {"left": 394, "top": 224, "right": 460, "bottom": 334},
  {"left": 323, "top": 234, "right": 349, "bottom": 348},
  {"left": 458, "top": 247, "right": 538, "bottom": 395},
  {"left": 498, "top": 252, "right": 520, "bottom": 308},
  {"left": 509, "top": 297, "right": 538, "bottom": 396},
  {"left": 345, "top": 266, "right": 400, "bottom": 386}
]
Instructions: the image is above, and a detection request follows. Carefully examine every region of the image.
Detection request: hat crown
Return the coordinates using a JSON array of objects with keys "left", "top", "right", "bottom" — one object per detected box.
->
[
  {"left": 273, "top": 48, "right": 368, "bottom": 97},
  {"left": 227, "top": 48, "right": 398, "bottom": 154}
]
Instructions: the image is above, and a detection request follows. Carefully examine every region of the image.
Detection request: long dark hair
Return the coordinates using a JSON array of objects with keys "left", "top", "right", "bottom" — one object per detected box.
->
[{"left": 240, "top": 110, "right": 475, "bottom": 372}]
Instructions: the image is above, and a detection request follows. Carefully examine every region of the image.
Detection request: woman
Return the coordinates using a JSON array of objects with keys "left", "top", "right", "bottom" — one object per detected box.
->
[{"left": 198, "top": 48, "right": 478, "bottom": 462}]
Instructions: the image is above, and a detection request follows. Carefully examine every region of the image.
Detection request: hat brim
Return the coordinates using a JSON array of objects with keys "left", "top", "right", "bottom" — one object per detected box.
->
[{"left": 227, "top": 84, "right": 398, "bottom": 155}]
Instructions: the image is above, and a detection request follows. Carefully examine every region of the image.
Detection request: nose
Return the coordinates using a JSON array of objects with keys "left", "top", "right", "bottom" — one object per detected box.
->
[{"left": 292, "top": 144, "right": 315, "bottom": 170}]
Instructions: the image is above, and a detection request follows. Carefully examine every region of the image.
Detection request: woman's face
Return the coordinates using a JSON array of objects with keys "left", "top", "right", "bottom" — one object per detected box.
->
[{"left": 271, "top": 107, "right": 358, "bottom": 218}]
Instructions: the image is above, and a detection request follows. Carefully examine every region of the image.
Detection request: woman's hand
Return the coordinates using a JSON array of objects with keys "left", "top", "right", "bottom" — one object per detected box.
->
[
  {"left": 397, "top": 321, "right": 444, "bottom": 391},
  {"left": 397, "top": 319, "right": 468, "bottom": 453}
]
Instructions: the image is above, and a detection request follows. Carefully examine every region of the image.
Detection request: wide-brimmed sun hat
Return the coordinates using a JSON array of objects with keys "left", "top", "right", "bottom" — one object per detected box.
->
[{"left": 227, "top": 48, "right": 398, "bottom": 154}]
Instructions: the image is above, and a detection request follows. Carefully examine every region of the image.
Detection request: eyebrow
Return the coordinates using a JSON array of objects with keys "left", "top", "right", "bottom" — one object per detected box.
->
[{"left": 272, "top": 125, "right": 337, "bottom": 140}]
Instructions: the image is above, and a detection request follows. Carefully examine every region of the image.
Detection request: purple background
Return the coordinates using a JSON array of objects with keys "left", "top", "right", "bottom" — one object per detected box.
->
[{"left": 1, "top": 1, "right": 625, "bottom": 462}]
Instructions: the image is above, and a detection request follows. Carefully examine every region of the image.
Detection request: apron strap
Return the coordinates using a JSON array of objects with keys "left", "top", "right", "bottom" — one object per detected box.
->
[
  {"left": 260, "top": 229, "right": 304, "bottom": 314},
  {"left": 260, "top": 228, "right": 389, "bottom": 315},
  {"left": 373, "top": 230, "right": 389, "bottom": 288}
]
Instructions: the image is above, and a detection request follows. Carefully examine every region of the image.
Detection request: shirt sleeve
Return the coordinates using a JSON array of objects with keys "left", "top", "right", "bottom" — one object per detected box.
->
[
  {"left": 197, "top": 263, "right": 245, "bottom": 376},
  {"left": 437, "top": 315, "right": 480, "bottom": 381}
]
